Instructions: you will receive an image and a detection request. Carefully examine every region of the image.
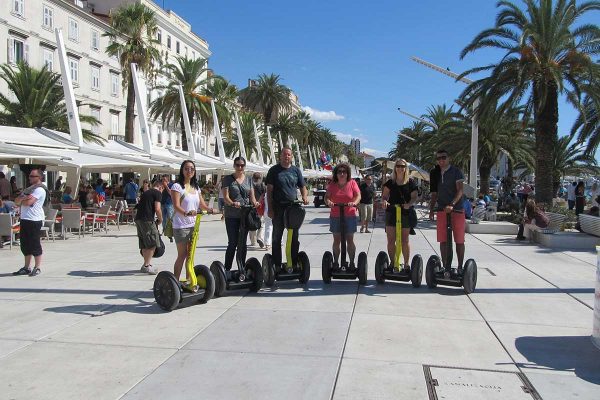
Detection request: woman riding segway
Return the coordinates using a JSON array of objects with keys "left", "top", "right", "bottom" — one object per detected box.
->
[
  {"left": 321, "top": 163, "right": 368, "bottom": 284},
  {"left": 210, "top": 157, "right": 263, "bottom": 296}
]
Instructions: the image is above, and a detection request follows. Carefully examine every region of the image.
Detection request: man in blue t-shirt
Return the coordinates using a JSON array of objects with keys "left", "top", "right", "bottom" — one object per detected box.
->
[
  {"left": 266, "top": 147, "right": 309, "bottom": 268},
  {"left": 124, "top": 178, "right": 139, "bottom": 205}
]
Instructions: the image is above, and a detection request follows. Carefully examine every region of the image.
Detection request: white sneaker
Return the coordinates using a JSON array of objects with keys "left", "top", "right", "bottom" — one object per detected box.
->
[
  {"left": 146, "top": 265, "right": 158, "bottom": 275},
  {"left": 140, "top": 265, "right": 149, "bottom": 273}
]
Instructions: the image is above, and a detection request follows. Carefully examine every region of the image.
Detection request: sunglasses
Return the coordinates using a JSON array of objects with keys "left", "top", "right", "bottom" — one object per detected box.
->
[
  {"left": 337, "top": 170, "right": 348, "bottom": 175},
  {"left": 395, "top": 165, "right": 407, "bottom": 169},
  {"left": 183, "top": 167, "right": 195, "bottom": 171},
  {"left": 29, "top": 175, "right": 40, "bottom": 178},
  {"left": 235, "top": 163, "right": 246, "bottom": 168},
  {"left": 436, "top": 155, "right": 448, "bottom": 160}
]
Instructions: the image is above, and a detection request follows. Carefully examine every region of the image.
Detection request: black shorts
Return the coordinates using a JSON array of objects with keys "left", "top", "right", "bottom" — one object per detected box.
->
[
  {"left": 20, "top": 219, "right": 43, "bottom": 257},
  {"left": 385, "top": 207, "right": 417, "bottom": 229}
]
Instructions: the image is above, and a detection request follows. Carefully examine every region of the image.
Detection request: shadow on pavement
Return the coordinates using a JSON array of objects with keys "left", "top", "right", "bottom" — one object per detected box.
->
[
  {"left": 67, "top": 270, "right": 141, "bottom": 278},
  {"left": 515, "top": 335, "right": 600, "bottom": 384}
]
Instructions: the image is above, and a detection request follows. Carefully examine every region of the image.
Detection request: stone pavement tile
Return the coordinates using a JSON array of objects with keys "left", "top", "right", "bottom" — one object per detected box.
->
[
  {"left": 0, "top": 338, "right": 32, "bottom": 358},
  {"left": 333, "top": 358, "right": 429, "bottom": 400},
  {"left": 490, "top": 322, "right": 600, "bottom": 377},
  {"left": 525, "top": 371, "right": 600, "bottom": 400},
  {"left": 122, "top": 349, "right": 339, "bottom": 400},
  {"left": 470, "top": 293, "right": 592, "bottom": 328},
  {"left": 344, "top": 313, "right": 517, "bottom": 371},
  {"left": 44, "top": 304, "right": 226, "bottom": 348},
  {"left": 23, "top": 277, "right": 149, "bottom": 305},
  {"left": 0, "top": 341, "right": 175, "bottom": 400},
  {"left": 237, "top": 281, "right": 357, "bottom": 313},
  {"left": 0, "top": 299, "right": 105, "bottom": 340},
  {"left": 0, "top": 276, "right": 66, "bottom": 300},
  {"left": 355, "top": 284, "right": 483, "bottom": 321},
  {"left": 185, "top": 308, "right": 351, "bottom": 357}
]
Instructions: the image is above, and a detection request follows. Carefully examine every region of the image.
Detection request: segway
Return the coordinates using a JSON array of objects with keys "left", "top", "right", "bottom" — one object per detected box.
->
[
  {"left": 210, "top": 205, "right": 263, "bottom": 296},
  {"left": 374, "top": 204, "right": 422, "bottom": 287},
  {"left": 322, "top": 203, "right": 367, "bottom": 284},
  {"left": 262, "top": 200, "right": 310, "bottom": 286},
  {"left": 425, "top": 210, "right": 477, "bottom": 294},
  {"left": 153, "top": 211, "right": 215, "bottom": 311}
]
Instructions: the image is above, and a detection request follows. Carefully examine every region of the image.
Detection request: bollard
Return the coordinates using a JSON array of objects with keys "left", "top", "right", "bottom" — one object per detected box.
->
[{"left": 593, "top": 246, "right": 600, "bottom": 349}]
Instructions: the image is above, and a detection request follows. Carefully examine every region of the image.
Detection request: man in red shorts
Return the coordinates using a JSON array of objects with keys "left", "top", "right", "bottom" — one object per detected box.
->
[{"left": 430, "top": 150, "right": 465, "bottom": 271}]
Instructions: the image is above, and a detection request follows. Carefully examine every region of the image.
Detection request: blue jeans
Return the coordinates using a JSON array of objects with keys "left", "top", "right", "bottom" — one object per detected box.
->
[{"left": 161, "top": 203, "right": 174, "bottom": 231}]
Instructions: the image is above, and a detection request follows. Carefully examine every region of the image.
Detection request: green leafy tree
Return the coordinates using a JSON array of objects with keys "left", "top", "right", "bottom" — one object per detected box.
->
[
  {"left": 105, "top": 3, "right": 160, "bottom": 143},
  {"left": 0, "top": 62, "right": 103, "bottom": 144},
  {"left": 458, "top": 0, "right": 600, "bottom": 204},
  {"left": 239, "top": 73, "right": 292, "bottom": 125}
]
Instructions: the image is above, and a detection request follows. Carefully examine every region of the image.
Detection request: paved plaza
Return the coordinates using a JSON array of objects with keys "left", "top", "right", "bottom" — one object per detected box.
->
[{"left": 0, "top": 205, "right": 599, "bottom": 399}]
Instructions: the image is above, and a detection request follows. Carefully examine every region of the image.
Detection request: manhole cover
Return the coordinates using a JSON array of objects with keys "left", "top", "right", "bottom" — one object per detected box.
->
[{"left": 423, "top": 365, "right": 541, "bottom": 400}]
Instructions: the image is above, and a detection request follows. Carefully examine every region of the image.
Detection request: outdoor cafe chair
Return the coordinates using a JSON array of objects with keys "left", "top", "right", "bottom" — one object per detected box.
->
[
  {"left": 0, "top": 213, "right": 20, "bottom": 250},
  {"left": 84, "top": 205, "right": 112, "bottom": 235},
  {"left": 107, "top": 200, "right": 124, "bottom": 230},
  {"left": 61, "top": 208, "right": 84, "bottom": 240},
  {"left": 40, "top": 208, "right": 59, "bottom": 242}
]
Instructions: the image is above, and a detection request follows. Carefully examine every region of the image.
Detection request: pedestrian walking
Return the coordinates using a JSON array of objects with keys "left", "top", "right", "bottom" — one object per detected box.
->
[
  {"left": 249, "top": 172, "right": 266, "bottom": 248},
  {"left": 135, "top": 180, "right": 164, "bottom": 274},
  {"left": 358, "top": 175, "right": 375, "bottom": 233}
]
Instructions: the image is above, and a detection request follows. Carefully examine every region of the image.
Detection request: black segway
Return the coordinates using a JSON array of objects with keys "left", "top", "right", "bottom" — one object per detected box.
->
[
  {"left": 426, "top": 210, "right": 477, "bottom": 294},
  {"left": 153, "top": 212, "right": 215, "bottom": 311},
  {"left": 210, "top": 205, "right": 263, "bottom": 296},
  {"left": 262, "top": 200, "right": 310, "bottom": 286},
  {"left": 322, "top": 203, "right": 367, "bottom": 284},
  {"left": 374, "top": 204, "right": 422, "bottom": 287}
]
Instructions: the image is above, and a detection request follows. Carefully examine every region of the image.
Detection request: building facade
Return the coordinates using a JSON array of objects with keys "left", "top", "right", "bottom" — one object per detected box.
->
[
  {"left": 0, "top": 0, "right": 127, "bottom": 140},
  {"left": 350, "top": 138, "right": 360, "bottom": 154}
]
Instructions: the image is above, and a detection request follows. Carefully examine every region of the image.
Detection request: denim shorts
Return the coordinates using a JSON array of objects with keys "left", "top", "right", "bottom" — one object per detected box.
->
[
  {"left": 173, "top": 227, "right": 194, "bottom": 244},
  {"left": 329, "top": 216, "right": 358, "bottom": 234}
]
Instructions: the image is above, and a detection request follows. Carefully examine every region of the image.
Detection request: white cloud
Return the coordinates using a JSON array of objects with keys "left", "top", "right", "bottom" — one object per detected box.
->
[
  {"left": 302, "top": 106, "right": 345, "bottom": 121},
  {"left": 362, "top": 148, "right": 388, "bottom": 158},
  {"left": 332, "top": 131, "right": 352, "bottom": 142}
]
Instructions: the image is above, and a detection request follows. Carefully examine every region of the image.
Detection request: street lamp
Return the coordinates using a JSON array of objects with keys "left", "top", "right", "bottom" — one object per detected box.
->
[
  {"left": 410, "top": 56, "right": 479, "bottom": 190},
  {"left": 397, "top": 108, "right": 438, "bottom": 130}
]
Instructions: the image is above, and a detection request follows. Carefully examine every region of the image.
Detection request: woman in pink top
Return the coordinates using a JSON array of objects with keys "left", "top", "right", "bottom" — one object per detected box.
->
[{"left": 325, "top": 162, "right": 361, "bottom": 269}]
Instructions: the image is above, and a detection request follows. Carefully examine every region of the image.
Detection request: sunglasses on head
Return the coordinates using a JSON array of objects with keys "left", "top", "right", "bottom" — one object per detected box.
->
[{"left": 436, "top": 155, "right": 448, "bottom": 160}]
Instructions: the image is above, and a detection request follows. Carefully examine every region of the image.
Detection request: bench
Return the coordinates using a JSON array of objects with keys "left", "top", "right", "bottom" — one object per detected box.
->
[
  {"left": 530, "top": 212, "right": 567, "bottom": 244},
  {"left": 579, "top": 214, "right": 600, "bottom": 237}
]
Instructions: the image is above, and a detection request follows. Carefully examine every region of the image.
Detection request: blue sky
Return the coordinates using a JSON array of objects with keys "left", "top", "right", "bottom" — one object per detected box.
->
[{"left": 166, "top": 0, "right": 596, "bottom": 159}]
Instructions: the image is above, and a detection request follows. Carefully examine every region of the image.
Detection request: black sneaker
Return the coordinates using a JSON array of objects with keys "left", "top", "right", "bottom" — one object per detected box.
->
[
  {"left": 13, "top": 267, "right": 31, "bottom": 276},
  {"left": 349, "top": 262, "right": 356, "bottom": 271},
  {"left": 29, "top": 267, "right": 41, "bottom": 277},
  {"left": 257, "top": 238, "right": 264, "bottom": 248}
]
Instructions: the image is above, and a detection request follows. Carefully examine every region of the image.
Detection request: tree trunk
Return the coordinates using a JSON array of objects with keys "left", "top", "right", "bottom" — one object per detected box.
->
[
  {"left": 125, "top": 75, "right": 136, "bottom": 143},
  {"left": 479, "top": 161, "right": 492, "bottom": 196},
  {"left": 533, "top": 82, "right": 558, "bottom": 206},
  {"left": 180, "top": 116, "right": 187, "bottom": 151},
  {"left": 504, "top": 157, "right": 514, "bottom": 193}
]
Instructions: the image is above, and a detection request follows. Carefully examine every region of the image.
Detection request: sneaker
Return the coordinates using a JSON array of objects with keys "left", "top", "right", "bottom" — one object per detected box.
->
[
  {"left": 29, "top": 267, "right": 41, "bottom": 277},
  {"left": 140, "top": 265, "right": 149, "bottom": 273},
  {"left": 515, "top": 236, "right": 526, "bottom": 241},
  {"left": 13, "top": 267, "right": 31, "bottom": 276},
  {"left": 146, "top": 265, "right": 158, "bottom": 275},
  {"left": 360, "top": 227, "right": 364, "bottom": 233},
  {"left": 333, "top": 262, "right": 340, "bottom": 270},
  {"left": 365, "top": 229, "right": 371, "bottom": 233},
  {"left": 265, "top": 245, "right": 271, "bottom": 251},
  {"left": 349, "top": 262, "right": 356, "bottom": 270},
  {"left": 257, "top": 238, "right": 265, "bottom": 248}
]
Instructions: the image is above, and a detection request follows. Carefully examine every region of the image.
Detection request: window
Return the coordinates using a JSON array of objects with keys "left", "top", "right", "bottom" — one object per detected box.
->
[
  {"left": 110, "top": 73, "right": 119, "bottom": 96},
  {"left": 91, "top": 65, "right": 100, "bottom": 90},
  {"left": 12, "top": 0, "right": 24, "bottom": 16},
  {"left": 156, "top": 29, "right": 162, "bottom": 44},
  {"left": 166, "top": 35, "right": 171, "bottom": 49},
  {"left": 74, "top": 0, "right": 84, "bottom": 7},
  {"left": 91, "top": 30, "right": 99, "bottom": 50},
  {"left": 90, "top": 107, "right": 100, "bottom": 134},
  {"left": 176, "top": 41, "right": 180, "bottom": 54},
  {"left": 68, "top": 58, "right": 79, "bottom": 83},
  {"left": 192, "top": 50, "right": 195, "bottom": 59},
  {"left": 42, "top": 48, "right": 53, "bottom": 71},
  {"left": 7, "top": 37, "right": 28, "bottom": 64},
  {"left": 43, "top": 5, "right": 53, "bottom": 29},
  {"left": 68, "top": 18, "right": 79, "bottom": 41},
  {"left": 110, "top": 113, "right": 119, "bottom": 136}
]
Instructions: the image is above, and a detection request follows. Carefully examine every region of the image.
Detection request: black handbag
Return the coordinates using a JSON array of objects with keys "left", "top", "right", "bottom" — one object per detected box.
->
[
  {"left": 153, "top": 236, "right": 166, "bottom": 258},
  {"left": 245, "top": 208, "right": 262, "bottom": 231}
]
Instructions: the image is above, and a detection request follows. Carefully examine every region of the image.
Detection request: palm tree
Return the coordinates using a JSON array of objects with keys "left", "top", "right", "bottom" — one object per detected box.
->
[
  {"left": 271, "top": 113, "right": 300, "bottom": 152},
  {"left": 149, "top": 57, "right": 213, "bottom": 150},
  {"left": 458, "top": 0, "right": 600, "bottom": 204},
  {"left": 0, "top": 62, "right": 103, "bottom": 144},
  {"left": 203, "top": 77, "right": 239, "bottom": 141},
  {"left": 105, "top": 3, "right": 160, "bottom": 143},
  {"left": 388, "top": 122, "right": 429, "bottom": 167},
  {"left": 224, "top": 110, "right": 268, "bottom": 161},
  {"left": 239, "top": 73, "right": 292, "bottom": 125},
  {"left": 572, "top": 94, "right": 600, "bottom": 155}
]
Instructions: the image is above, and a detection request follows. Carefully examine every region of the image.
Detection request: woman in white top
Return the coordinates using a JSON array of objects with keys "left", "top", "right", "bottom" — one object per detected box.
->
[{"left": 171, "top": 160, "right": 214, "bottom": 283}]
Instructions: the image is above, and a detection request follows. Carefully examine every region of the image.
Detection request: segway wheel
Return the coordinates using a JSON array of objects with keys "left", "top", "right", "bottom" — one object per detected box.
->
[
  {"left": 375, "top": 251, "right": 388, "bottom": 284},
  {"left": 322, "top": 251, "right": 333, "bottom": 284},
  {"left": 462, "top": 259, "right": 478, "bottom": 294},
  {"left": 298, "top": 251, "right": 311, "bottom": 284},
  {"left": 153, "top": 271, "right": 181, "bottom": 311},
  {"left": 425, "top": 255, "right": 439, "bottom": 289},
  {"left": 410, "top": 254, "right": 423, "bottom": 288},
  {"left": 194, "top": 264, "right": 215, "bottom": 303},
  {"left": 357, "top": 252, "right": 368, "bottom": 285},
  {"left": 210, "top": 261, "right": 227, "bottom": 297},
  {"left": 262, "top": 253, "right": 275, "bottom": 287},
  {"left": 246, "top": 257, "right": 264, "bottom": 292}
]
